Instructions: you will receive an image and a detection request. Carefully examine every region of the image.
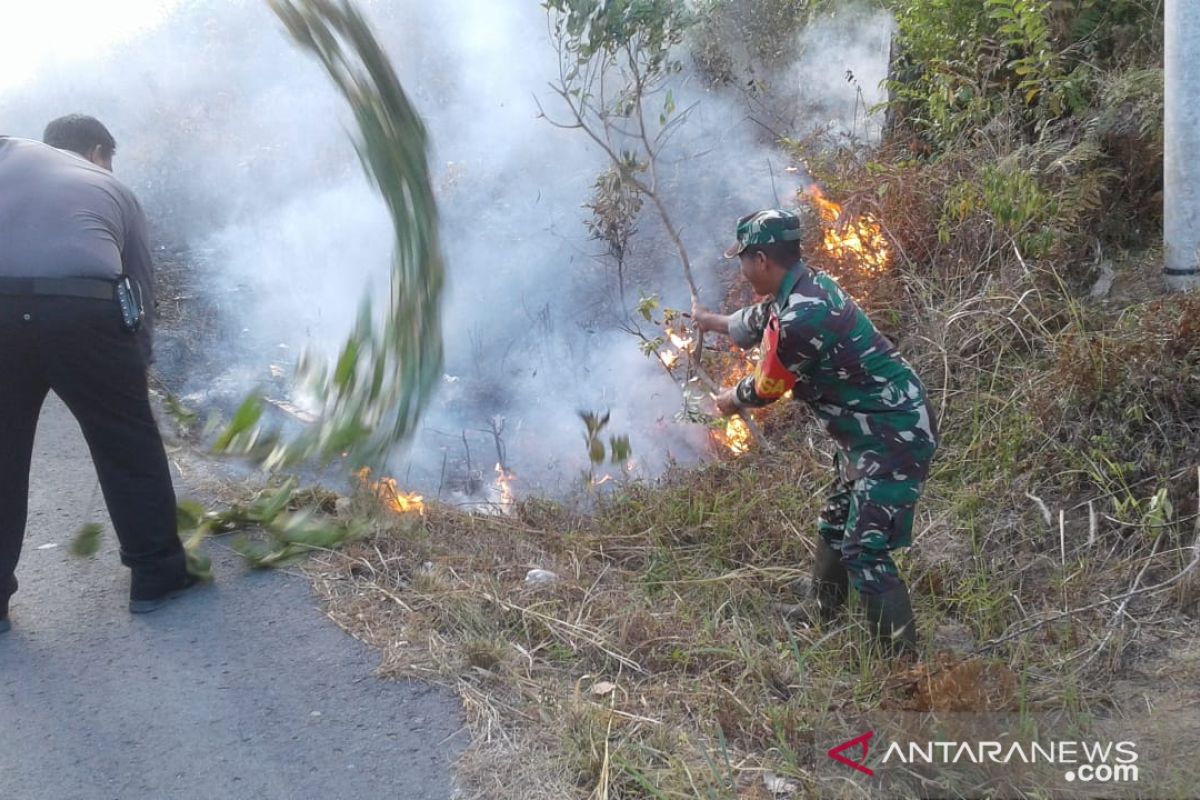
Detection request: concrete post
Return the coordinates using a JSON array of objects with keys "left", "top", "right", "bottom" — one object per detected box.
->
[{"left": 1165, "top": 0, "right": 1200, "bottom": 291}]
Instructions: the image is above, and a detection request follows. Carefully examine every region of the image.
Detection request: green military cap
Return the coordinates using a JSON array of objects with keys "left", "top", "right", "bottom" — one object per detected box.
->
[{"left": 723, "top": 208, "right": 803, "bottom": 258}]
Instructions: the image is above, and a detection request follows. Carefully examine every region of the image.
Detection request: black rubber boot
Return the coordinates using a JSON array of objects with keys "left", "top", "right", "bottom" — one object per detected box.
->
[
  {"left": 811, "top": 539, "right": 849, "bottom": 619},
  {"left": 862, "top": 584, "right": 918, "bottom": 658},
  {"left": 787, "top": 539, "right": 850, "bottom": 624}
]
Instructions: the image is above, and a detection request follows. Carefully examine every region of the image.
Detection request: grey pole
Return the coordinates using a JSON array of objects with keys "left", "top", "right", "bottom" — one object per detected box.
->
[{"left": 1165, "top": 0, "right": 1200, "bottom": 291}]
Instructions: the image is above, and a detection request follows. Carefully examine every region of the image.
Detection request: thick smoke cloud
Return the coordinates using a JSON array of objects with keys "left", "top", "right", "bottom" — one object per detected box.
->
[{"left": 1, "top": 1, "right": 892, "bottom": 499}]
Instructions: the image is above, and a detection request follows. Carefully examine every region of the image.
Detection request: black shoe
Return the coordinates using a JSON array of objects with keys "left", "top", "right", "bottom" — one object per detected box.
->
[
  {"left": 129, "top": 573, "right": 200, "bottom": 614},
  {"left": 788, "top": 539, "right": 850, "bottom": 623},
  {"left": 862, "top": 584, "right": 919, "bottom": 657}
]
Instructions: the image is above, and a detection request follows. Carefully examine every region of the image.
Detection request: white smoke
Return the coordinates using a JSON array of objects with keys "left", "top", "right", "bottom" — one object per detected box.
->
[
  {"left": 790, "top": 7, "right": 894, "bottom": 142},
  {"left": 0, "top": 0, "right": 893, "bottom": 497}
]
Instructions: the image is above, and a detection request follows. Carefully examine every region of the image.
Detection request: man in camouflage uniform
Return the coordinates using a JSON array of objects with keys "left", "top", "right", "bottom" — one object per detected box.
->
[{"left": 693, "top": 209, "right": 937, "bottom": 656}]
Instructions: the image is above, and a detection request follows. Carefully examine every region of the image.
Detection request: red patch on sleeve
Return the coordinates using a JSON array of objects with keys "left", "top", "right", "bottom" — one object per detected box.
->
[{"left": 753, "top": 314, "right": 797, "bottom": 400}]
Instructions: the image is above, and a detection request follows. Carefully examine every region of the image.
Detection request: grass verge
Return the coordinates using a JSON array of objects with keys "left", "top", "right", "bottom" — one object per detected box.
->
[{"left": 298, "top": 259, "right": 1200, "bottom": 798}]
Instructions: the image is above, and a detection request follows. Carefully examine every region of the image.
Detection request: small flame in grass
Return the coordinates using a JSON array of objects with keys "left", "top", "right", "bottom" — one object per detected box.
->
[
  {"left": 805, "top": 185, "right": 891, "bottom": 275},
  {"left": 356, "top": 467, "right": 425, "bottom": 515},
  {"left": 659, "top": 349, "right": 680, "bottom": 370},
  {"left": 701, "top": 348, "right": 758, "bottom": 456},
  {"left": 493, "top": 463, "right": 516, "bottom": 515},
  {"left": 722, "top": 350, "right": 757, "bottom": 387},
  {"left": 714, "top": 415, "right": 752, "bottom": 455}
]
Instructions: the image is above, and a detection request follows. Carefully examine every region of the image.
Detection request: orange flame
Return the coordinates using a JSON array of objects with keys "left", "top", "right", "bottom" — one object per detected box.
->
[
  {"left": 714, "top": 415, "right": 752, "bottom": 455},
  {"left": 702, "top": 348, "right": 758, "bottom": 455},
  {"left": 356, "top": 468, "right": 425, "bottom": 515},
  {"left": 722, "top": 348, "right": 757, "bottom": 387},
  {"left": 657, "top": 330, "right": 694, "bottom": 372},
  {"left": 805, "top": 185, "right": 891, "bottom": 275},
  {"left": 667, "top": 332, "right": 693, "bottom": 350},
  {"left": 493, "top": 463, "right": 516, "bottom": 514}
]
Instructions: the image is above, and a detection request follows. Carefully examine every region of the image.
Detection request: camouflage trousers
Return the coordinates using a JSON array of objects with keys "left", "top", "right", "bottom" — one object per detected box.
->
[{"left": 817, "top": 457, "right": 926, "bottom": 596}]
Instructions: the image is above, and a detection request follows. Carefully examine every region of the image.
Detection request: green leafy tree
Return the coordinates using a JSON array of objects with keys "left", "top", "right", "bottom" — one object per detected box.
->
[{"left": 540, "top": 0, "right": 700, "bottom": 298}]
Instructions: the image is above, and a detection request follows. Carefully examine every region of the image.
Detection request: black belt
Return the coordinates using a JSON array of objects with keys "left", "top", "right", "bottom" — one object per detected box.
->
[{"left": 0, "top": 277, "right": 116, "bottom": 301}]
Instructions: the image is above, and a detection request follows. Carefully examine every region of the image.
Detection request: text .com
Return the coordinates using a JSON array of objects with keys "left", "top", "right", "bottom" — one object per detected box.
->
[
  {"left": 1064, "top": 762, "right": 1139, "bottom": 783},
  {"left": 880, "top": 739, "right": 1139, "bottom": 784}
]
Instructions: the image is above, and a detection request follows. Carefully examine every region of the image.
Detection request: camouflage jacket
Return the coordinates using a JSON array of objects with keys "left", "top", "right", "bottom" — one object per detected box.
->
[{"left": 728, "top": 263, "right": 938, "bottom": 480}]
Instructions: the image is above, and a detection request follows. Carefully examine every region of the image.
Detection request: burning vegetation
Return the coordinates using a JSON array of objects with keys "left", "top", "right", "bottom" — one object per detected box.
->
[
  {"left": 805, "top": 184, "right": 892, "bottom": 277},
  {"left": 714, "top": 415, "right": 752, "bottom": 455},
  {"left": 492, "top": 463, "right": 516, "bottom": 515},
  {"left": 310, "top": 260, "right": 1200, "bottom": 800},
  {"left": 356, "top": 464, "right": 518, "bottom": 518},
  {"left": 356, "top": 468, "right": 425, "bottom": 515}
]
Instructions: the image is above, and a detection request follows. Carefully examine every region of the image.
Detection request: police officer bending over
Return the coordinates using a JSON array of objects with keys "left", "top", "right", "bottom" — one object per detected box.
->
[{"left": 0, "top": 115, "right": 198, "bottom": 633}]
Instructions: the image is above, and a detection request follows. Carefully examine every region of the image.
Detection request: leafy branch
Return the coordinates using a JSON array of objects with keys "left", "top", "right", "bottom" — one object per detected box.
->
[{"left": 213, "top": 0, "right": 446, "bottom": 472}]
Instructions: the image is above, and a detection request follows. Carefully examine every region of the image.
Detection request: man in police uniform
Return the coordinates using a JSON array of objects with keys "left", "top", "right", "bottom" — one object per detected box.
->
[
  {"left": 0, "top": 116, "right": 196, "bottom": 633},
  {"left": 693, "top": 209, "right": 938, "bottom": 656}
]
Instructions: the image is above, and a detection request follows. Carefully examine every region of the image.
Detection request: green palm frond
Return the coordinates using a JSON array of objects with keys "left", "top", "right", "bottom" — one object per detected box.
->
[{"left": 215, "top": 0, "right": 445, "bottom": 471}]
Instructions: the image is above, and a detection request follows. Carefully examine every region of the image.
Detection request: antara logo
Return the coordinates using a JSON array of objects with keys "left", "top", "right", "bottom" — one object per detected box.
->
[{"left": 828, "top": 731, "right": 875, "bottom": 777}]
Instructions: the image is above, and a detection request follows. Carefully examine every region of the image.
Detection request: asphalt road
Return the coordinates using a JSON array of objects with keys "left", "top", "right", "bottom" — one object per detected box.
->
[{"left": 0, "top": 395, "right": 464, "bottom": 800}]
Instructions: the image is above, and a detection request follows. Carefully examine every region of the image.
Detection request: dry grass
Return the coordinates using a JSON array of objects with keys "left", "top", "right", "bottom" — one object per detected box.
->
[
  {"left": 152, "top": 172, "right": 1200, "bottom": 796},
  {"left": 182, "top": 93, "right": 1193, "bottom": 798},
  {"left": 289, "top": 244, "right": 1200, "bottom": 799}
]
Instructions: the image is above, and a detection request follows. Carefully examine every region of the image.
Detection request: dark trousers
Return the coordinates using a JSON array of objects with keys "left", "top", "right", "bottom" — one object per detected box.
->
[{"left": 0, "top": 295, "right": 184, "bottom": 606}]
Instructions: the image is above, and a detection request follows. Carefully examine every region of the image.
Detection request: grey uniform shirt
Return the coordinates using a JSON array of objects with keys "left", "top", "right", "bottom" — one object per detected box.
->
[{"left": 0, "top": 136, "right": 156, "bottom": 359}]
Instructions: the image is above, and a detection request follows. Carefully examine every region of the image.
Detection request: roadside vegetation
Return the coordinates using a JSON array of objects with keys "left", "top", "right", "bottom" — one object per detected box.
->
[{"left": 172, "top": 1, "right": 1197, "bottom": 797}]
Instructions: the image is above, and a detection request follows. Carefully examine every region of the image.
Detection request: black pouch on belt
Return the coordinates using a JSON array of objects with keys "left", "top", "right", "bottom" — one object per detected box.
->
[{"left": 114, "top": 276, "right": 144, "bottom": 333}]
